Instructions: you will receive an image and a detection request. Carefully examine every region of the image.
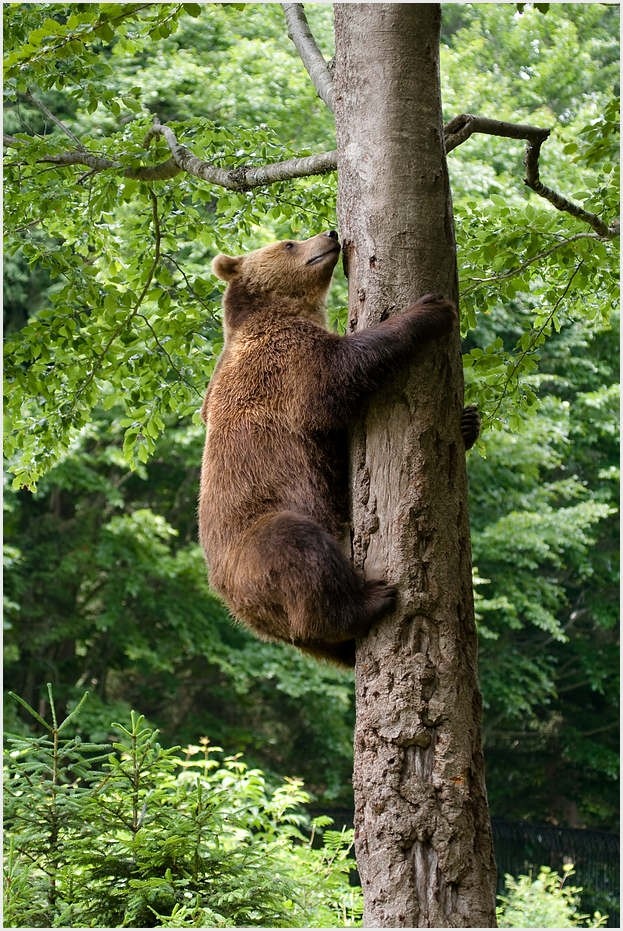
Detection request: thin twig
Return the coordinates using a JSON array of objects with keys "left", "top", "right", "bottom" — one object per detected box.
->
[
  {"left": 162, "top": 253, "right": 221, "bottom": 322},
  {"left": 488, "top": 259, "right": 586, "bottom": 423},
  {"left": 23, "top": 90, "right": 84, "bottom": 148},
  {"left": 72, "top": 190, "right": 162, "bottom": 406},
  {"left": 135, "top": 311, "right": 203, "bottom": 399},
  {"left": 461, "top": 232, "right": 600, "bottom": 294}
]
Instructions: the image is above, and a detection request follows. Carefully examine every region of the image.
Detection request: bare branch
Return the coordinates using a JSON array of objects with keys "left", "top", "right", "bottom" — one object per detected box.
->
[
  {"left": 130, "top": 157, "right": 181, "bottom": 181},
  {"left": 40, "top": 149, "right": 180, "bottom": 180},
  {"left": 282, "top": 3, "right": 334, "bottom": 112},
  {"left": 235, "top": 149, "right": 338, "bottom": 187},
  {"left": 445, "top": 112, "right": 618, "bottom": 240},
  {"left": 444, "top": 112, "right": 551, "bottom": 153},
  {"left": 524, "top": 134, "right": 618, "bottom": 239},
  {"left": 37, "top": 150, "right": 120, "bottom": 172},
  {"left": 147, "top": 118, "right": 336, "bottom": 189}
]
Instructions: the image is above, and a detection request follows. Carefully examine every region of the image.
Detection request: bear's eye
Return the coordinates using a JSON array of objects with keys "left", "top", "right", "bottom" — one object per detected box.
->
[{"left": 284, "top": 241, "right": 295, "bottom": 251}]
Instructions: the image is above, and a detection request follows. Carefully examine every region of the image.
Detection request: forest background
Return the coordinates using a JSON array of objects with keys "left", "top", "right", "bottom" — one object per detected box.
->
[{"left": 3, "top": 0, "right": 619, "bottom": 867}]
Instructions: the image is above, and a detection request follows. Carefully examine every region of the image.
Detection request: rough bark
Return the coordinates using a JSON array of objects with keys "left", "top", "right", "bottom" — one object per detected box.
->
[{"left": 333, "top": 4, "right": 497, "bottom": 926}]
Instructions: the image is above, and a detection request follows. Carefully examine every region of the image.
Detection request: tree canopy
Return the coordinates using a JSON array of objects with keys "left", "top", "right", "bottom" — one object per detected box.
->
[{"left": 3, "top": 1, "right": 619, "bottom": 833}]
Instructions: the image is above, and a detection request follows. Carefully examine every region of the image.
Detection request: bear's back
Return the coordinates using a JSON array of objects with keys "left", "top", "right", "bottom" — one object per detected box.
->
[{"left": 199, "top": 318, "right": 348, "bottom": 576}]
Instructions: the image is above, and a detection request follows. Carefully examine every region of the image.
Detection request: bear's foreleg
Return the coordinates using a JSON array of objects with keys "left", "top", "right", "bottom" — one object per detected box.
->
[{"left": 319, "top": 294, "right": 456, "bottom": 423}]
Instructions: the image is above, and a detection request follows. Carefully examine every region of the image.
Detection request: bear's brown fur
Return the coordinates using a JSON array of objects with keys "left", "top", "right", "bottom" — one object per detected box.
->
[{"left": 199, "top": 231, "right": 461, "bottom": 665}]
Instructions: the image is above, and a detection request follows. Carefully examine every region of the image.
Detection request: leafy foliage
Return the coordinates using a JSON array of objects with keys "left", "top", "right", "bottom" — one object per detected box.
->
[
  {"left": 445, "top": 5, "right": 620, "bottom": 431},
  {"left": 4, "top": 691, "right": 362, "bottom": 928},
  {"left": 3, "top": 2, "right": 338, "bottom": 489},
  {"left": 439, "top": 4, "right": 619, "bottom": 829},
  {"left": 4, "top": 691, "right": 610, "bottom": 929},
  {"left": 469, "top": 312, "right": 619, "bottom": 826}
]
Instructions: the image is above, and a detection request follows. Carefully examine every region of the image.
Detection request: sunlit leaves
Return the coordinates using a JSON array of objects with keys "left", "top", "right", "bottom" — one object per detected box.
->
[
  {"left": 445, "top": 6, "right": 619, "bottom": 433},
  {"left": 4, "top": 4, "right": 191, "bottom": 100},
  {"left": 458, "top": 193, "right": 618, "bottom": 429},
  {"left": 4, "top": 3, "right": 339, "bottom": 487}
]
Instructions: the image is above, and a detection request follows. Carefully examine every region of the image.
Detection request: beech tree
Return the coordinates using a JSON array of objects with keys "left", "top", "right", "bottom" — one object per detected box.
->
[
  {"left": 4, "top": 3, "right": 618, "bottom": 928},
  {"left": 333, "top": 6, "right": 497, "bottom": 925}
]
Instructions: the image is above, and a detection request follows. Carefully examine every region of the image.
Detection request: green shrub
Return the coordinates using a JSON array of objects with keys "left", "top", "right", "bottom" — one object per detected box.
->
[
  {"left": 3, "top": 687, "right": 362, "bottom": 928},
  {"left": 497, "top": 864, "right": 608, "bottom": 928},
  {"left": 7, "top": 688, "right": 612, "bottom": 929}
]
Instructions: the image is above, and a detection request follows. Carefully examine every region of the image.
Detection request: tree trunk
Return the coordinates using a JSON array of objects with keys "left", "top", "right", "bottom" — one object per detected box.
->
[{"left": 333, "top": 4, "right": 497, "bottom": 927}]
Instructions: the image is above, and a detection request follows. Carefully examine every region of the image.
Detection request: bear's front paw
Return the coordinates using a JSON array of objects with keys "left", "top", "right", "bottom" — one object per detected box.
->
[
  {"left": 405, "top": 293, "right": 457, "bottom": 334},
  {"left": 415, "top": 293, "right": 457, "bottom": 318},
  {"left": 417, "top": 292, "right": 446, "bottom": 306}
]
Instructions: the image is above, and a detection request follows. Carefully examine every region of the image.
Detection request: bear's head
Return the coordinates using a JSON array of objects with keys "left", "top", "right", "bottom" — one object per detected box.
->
[{"left": 212, "top": 231, "right": 340, "bottom": 335}]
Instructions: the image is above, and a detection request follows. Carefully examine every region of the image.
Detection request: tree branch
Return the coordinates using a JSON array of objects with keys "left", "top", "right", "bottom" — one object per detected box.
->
[
  {"left": 50, "top": 151, "right": 181, "bottom": 180},
  {"left": 3, "top": 134, "right": 181, "bottom": 180},
  {"left": 524, "top": 133, "right": 618, "bottom": 238},
  {"left": 282, "top": 3, "right": 334, "bottom": 112},
  {"left": 23, "top": 90, "right": 84, "bottom": 148},
  {"left": 146, "top": 117, "right": 337, "bottom": 189},
  {"left": 446, "top": 113, "right": 618, "bottom": 239},
  {"left": 5, "top": 108, "right": 618, "bottom": 238},
  {"left": 444, "top": 112, "right": 551, "bottom": 152}
]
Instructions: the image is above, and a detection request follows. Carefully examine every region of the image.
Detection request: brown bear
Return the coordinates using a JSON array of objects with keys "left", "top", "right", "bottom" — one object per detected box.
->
[{"left": 199, "top": 231, "right": 478, "bottom": 666}]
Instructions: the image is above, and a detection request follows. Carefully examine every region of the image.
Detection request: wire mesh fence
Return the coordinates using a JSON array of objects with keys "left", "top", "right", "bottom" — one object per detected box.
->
[{"left": 492, "top": 817, "right": 619, "bottom": 927}]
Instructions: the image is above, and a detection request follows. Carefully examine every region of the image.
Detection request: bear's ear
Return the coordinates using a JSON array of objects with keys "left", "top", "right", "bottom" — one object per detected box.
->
[{"left": 212, "top": 253, "right": 241, "bottom": 281}]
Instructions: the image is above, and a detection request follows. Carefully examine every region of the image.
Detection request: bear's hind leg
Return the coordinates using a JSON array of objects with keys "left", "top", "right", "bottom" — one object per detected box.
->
[
  {"left": 235, "top": 511, "right": 394, "bottom": 648},
  {"left": 295, "top": 580, "right": 397, "bottom": 667},
  {"left": 364, "top": 577, "right": 398, "bottom": 621}
]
